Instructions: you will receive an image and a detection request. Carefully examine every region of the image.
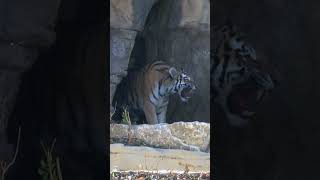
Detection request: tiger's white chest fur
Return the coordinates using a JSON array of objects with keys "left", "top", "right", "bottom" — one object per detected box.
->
[{"left": 148, "top": 83, "right": 170, "bottom": 105}]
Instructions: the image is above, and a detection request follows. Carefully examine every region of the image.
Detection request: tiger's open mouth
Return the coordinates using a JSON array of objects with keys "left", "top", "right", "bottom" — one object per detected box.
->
[
  {"left": 227, "top": 79, "right": 266, "bottom": 118},
  {"left": 180, "top": 85, "right": 196, "bottom": 102}
]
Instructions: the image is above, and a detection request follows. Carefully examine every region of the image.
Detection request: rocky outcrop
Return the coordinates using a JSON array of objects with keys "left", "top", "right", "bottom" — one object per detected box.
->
[
  {"left": 110, "top": 0, "right": 158, "bottom": 112},
  {"left": 110, "top": 121, "right": 210, "bottom": 152},
  {"left": 110, "top": 0, "right": 158, "bottom": 31},
  {"left": 110, "top": 143, "right": 210, "bottom": 172}
]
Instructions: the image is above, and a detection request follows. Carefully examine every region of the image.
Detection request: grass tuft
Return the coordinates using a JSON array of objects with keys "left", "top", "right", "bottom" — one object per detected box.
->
[
  {"left": 121, "top": 107, "right": 131, "bottom": 126},
  {"left": 38, "top": 139, "right": 63, "bottom": 180}
]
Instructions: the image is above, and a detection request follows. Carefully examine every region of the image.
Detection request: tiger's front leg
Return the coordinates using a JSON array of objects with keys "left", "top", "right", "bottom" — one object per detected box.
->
[
  {"left": 142, "top": 100, "right": 158, "bottom": 124},
  {"left": 157, "top": 106, "right": 167, "bottom": 124}
]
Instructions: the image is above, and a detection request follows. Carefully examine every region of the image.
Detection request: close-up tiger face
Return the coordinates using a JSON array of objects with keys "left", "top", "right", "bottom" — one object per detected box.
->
[
  {"left": 166, "top": 66, "right": 196, "bottom": 102},
  {"left": 112, "top": 61, "right": 196, "bottom": 124},
  {"left": 211, "top": 23, "right": 276, "bottom": 126}
]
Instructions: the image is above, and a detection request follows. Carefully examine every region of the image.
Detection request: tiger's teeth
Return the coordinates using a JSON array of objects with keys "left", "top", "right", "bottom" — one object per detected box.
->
[{"left": 242, "top": 111, "right": 255, "bottom": 116}]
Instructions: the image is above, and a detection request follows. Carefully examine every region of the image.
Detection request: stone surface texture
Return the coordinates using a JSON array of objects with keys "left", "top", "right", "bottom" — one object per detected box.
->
[
  {"left": 110, "top": 121, "right": 210, "bottom": 152},
  {"left": 109, "top": 0, "right": 158, "bottom": 112},
  {"left": 110, "top": 143, "right": 210, "bottom": 172}
]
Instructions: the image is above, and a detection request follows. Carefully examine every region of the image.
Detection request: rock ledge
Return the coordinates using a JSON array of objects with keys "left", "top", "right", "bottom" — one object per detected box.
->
[{"left": 110, "top": 121, "right": 210, "bottom": 152}]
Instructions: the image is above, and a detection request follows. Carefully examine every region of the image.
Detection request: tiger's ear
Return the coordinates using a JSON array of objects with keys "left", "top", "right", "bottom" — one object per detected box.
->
[{"left": 169, "top": 67, "right": 178, "bottom": 79}]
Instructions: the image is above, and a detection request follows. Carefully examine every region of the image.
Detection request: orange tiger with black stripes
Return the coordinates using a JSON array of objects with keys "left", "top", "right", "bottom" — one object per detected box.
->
[{"left": 112, "top": 61, "right": 196, "bottom": 124}]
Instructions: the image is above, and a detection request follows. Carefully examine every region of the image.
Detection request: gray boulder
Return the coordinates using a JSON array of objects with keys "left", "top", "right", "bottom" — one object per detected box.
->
[{"left": 110, "top": 121, "right": 210, "bottom": 152}]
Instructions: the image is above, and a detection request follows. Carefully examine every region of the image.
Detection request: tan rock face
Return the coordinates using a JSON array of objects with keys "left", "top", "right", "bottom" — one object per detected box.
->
[
  {"left": 110, "top": 0, "right": 158, "bottom": 31},
  {"left": 109, "top": 28, "right": 137, "bottom": 111},
  {"left": 109, "top": 0, "right": 158, "bottom": 112},
  {"left": 146, "top": 0, "right": 210, "bottom": 30},
  {"left": 110, "top": 122, "right": 210, "bottom": 152},
  {"left": 169, "top": 122, "right": 210, "bottom": 151},
  {"left": 110, "top": 143, "right": 210, "bottom": 172}
]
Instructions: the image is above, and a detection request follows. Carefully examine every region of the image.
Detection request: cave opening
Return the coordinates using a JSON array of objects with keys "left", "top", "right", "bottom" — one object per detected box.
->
[
  {"left": 111, "top": 33, "right": 147, "bottom": 124},
  {"left": 110, "top": 2, "right": 160, "bottom": 124}
]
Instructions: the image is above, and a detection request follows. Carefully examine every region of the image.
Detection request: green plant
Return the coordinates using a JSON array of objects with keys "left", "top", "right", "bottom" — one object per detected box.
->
[
  {"left": 38, "top": 139, "right": 63, "bottom": 180},
  {"left": 121, "top": 107, "right": 134, "bottom": 145},
  {"left": 121, "top": 107, "right": 131, "bottom": 126}
]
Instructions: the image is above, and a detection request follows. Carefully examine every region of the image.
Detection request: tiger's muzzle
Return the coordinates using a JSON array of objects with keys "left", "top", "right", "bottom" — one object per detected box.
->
[
  {"left": 227, "top": 70, "right": 275, "bottom": 124},
  {"left": 179, "top": 83, "right": 196, "bottom": 102}
]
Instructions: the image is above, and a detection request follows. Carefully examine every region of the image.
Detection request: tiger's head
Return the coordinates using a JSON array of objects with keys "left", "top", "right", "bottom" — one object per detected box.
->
[
  {"left": 212, "top": 23, "right": 276, "bottom": 127},
  {"left": 160, "top": 65, "right": 196, "bottom": 102}
]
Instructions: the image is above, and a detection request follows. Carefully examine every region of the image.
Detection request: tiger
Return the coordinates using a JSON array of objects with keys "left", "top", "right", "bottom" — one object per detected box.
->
[
  {"left": 112, "top": 61, "right": 196, "bottom": 124},
  {"left": 211, "top": 22, "right": 277, "bottom": 127}
]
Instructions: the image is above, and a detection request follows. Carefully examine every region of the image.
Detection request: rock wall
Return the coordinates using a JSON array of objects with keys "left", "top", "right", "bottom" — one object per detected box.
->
[
  {"left": 110, "top": 0, "right": 210, "bottom": 122},
  {"left": 110, "top": 0, "right": 157, "bottom": 113}
]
